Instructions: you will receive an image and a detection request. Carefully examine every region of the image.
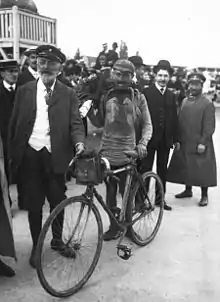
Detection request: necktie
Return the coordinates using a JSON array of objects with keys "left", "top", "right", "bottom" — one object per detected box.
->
[
  {"left": 9, "top": 86, "right": 14, "bottom": 92},
  {"left": 45, "top": 87, "right": 52, "bottom": 105},
  {"left": 160, "top": 87, "right": 164, "bottom": 95}
]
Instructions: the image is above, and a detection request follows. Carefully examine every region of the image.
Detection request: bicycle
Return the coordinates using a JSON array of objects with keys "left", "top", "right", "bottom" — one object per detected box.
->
[{"left": 36, "top": 150, "right": 164, "bottom": 298}]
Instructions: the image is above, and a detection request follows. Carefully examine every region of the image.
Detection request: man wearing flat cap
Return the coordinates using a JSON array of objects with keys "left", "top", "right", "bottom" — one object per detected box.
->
[
  {"left": 0, "top": 60, "right": 19, "bottom": 198},
  {"left": 141, "top": 60, "right": 179, "bottom": 211},
  {"left": 89, "top": 59, "right": 152, "bottom": 241},
  {"left": 18, "top": 47, "right": 39, "bottom": 86},
  {"left": 9, "top": 44, "right": 85, "bottom": 268},
  {"left": 167, "top": 72, "right": 217, "bottom": 207}
]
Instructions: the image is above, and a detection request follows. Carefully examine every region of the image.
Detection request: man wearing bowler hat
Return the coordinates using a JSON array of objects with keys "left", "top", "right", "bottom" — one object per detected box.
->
[
  {"left": 141, "top": 60, "right": 179, "bottom": 211},
  {"left": 167, "top": 72, "right": 217, "bottom": 207},
  {"left": 128, "top": 56, "right": 146, "bottom": 92},
  {"left": 9, "top": 45, "right": 85, "bottom": 268},
  {"left": 0, "top": 60, "right": 19, "bottom": 198},
  {"left": 18, "top": 47, "right": 39, "bottom": 86}
]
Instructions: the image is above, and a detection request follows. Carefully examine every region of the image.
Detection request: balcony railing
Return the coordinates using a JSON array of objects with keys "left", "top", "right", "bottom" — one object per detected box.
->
[
  {"left": 0, "top": 9, "right": 13, "bottom": 40},
  {"left": 0, "top": 7, "right": 56, "bottom": 45}
]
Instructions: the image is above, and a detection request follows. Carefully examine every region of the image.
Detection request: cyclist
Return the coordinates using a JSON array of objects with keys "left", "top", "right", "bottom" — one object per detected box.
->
[{"left": 88, "top": 59, "right": 153, "bottom": 241}]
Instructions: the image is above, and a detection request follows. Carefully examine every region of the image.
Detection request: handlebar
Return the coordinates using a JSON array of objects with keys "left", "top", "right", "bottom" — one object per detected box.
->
[{"left": 67, "top": 150, "right": 139, "bottom": 175}]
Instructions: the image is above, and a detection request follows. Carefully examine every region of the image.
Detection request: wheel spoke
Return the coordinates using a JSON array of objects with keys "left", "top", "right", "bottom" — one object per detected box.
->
[{"left": 36, "top": 197, "right": 103, "bottom": 298}]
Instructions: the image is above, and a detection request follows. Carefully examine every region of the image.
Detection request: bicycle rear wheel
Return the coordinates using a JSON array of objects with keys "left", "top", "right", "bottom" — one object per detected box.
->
[
  {"left": 36, "top": 196, "right": 103, "bottom": 298},
  {"left": 126, "top": 171, "right": 164, "bottom": 246}
]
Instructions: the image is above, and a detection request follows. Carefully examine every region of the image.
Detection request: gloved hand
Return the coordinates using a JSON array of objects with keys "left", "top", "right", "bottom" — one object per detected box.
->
[
  {"left": 75, "top": 142, "right": 85, "bottom": 156},
  {"left": 79, "top": 100, "right": 93, "bottom": 118},
  {"left": 136, "top": 143, "right": 147, "bottom": 159}
]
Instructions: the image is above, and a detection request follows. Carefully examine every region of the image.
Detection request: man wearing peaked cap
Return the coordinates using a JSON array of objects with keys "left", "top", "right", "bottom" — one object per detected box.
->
[
  {"left": 167, "top": 70, "right": 217, "bottom": 207},
  {"left": 8, "top": 44, "right": 85, "bottom": 268},
  {"left": 88, "top": 58, "right": 153, "bottom": 241},
  {"left": 36, "top": 45, "right": 66, "bottom": 64},
  {"left": 187, "top": 72, "right": 206, "bottom": 84},
  {"left": 18, "top": 47, "right": 38, "bottom": 87}
]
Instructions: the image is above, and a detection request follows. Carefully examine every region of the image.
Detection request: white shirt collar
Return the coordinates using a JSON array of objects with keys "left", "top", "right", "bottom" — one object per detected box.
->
[
  {"left": 38, "top": 77, "right": 56, "bottom": 92},
  {"left": 28, "top": 66, "right": 39, "bottom": 79},
  {"left": 3, "top": 80, "right": 16, "bottom": 91},
  {"left": 155, "top": 82, "right": 166, "bottom": 94}
]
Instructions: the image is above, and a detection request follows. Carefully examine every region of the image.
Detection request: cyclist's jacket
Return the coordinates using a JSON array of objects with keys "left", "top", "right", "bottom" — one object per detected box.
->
[{"left": 88, "top": 85, "right": 152, "bottom": 166}]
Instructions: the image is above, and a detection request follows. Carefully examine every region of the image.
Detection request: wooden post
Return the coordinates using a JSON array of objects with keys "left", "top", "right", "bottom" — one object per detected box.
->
[{"left": 12, "top": 5, "right": 20, "bottom": 61}]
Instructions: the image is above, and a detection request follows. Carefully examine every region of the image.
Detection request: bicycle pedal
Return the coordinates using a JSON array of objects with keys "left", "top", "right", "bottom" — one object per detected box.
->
[{"left": 117, "top": 244, "right": 132, "bottom": 260}]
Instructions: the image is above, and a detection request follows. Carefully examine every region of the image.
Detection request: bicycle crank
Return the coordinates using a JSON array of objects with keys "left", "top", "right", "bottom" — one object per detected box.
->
[{"left": 117, "top": 244, "right": 132, "bottom": 260}]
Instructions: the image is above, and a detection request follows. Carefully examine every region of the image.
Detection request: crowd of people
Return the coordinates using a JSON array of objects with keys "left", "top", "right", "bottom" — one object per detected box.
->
[{"left": 0, "top": 43, "right": 217, "bottom": 279}]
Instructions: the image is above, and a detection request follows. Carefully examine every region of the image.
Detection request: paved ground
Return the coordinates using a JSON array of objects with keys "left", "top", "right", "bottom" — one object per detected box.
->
[{"left": 1, "top": 109, "right": 220, "bottom": 302}]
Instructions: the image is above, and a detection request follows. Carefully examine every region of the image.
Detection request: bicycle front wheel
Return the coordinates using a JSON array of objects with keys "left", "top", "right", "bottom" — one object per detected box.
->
[
  {"left": 36, "top": 196, "right": 103, "bottom": 298},
  {"left": 127, "top": 171, "right": 164, "bottom": 246}
]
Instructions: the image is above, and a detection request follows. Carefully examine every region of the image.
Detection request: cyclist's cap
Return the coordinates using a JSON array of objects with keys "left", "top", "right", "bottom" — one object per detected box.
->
[
  {"left": 113, "top": 59, "right": 135, "bottom": 74},
  {"left": 36, "top": 45, "right": 66, "bottom": 64},
  {"left": 187, "top": 72, "right": 206, "bottom": 84}
]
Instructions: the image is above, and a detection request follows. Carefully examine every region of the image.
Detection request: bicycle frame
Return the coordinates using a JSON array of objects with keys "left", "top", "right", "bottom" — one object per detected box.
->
[{"left": 81, "top": 159, "right": 150, "bottom": 248}]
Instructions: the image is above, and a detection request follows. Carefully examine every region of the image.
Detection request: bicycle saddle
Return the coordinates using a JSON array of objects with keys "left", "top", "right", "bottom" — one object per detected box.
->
[{"left": 123, "top": 150, "right": 138, "bottom": 159}]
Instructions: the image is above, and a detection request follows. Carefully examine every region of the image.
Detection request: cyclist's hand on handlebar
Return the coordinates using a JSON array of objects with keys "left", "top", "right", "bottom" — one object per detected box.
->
[
  {"left": 136, "top": 143, "right": 148, "bottom": 159},
  {"left": 75, "top": 142, "right": 85, "bottom": 156}
]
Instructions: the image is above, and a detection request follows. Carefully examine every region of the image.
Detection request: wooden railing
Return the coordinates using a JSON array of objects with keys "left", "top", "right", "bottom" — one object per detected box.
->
[
  {"left": 0, "top": 10, "right": 13, "bottom": 40},
  {"left": 0, "top": 7, "right": 56, "bottom": 44},
  {"left": 19, "top": 10, "right": 56, "bottom": 45}
]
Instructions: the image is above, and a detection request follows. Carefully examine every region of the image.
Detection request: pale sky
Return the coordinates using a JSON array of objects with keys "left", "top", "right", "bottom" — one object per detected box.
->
[{"left": 35, "top": 0, "right": 220, "bottom": 67}]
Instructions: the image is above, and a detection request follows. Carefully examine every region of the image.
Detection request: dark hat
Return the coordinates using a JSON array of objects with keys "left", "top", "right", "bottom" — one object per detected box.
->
[
  {"left": 128, "top": 56, "right": 144, "bottom": 68},
  {"left": 153, "top": 60, "right": 174, "bottom": 75},
  {"left": 113, "top": 42, "right": 118, "bottom": 48},
  {"left": 113, "top": 59, "right": 135, "bottom": 74},
  {"left": 24, "top": 47, "right": 37, "bottom": 56},
  {"left": 187, "top": 72, "right": 206, "bottom": 84},
  {"left": 36, "top": 45, "right": 66, "bottom": 64},
  {"left": 63, "top": 64, "right": 81, "bottom": 76},
  {"left": 0, "top": 59, "right": 19, "bottom": 70}
]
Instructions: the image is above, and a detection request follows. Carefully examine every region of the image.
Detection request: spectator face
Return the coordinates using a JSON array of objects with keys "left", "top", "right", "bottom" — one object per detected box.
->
[
  {"left": 103, "top": 44, "right": 108, "bottom": 51},
  {"left": 143, "top": 72, "right": 150, "bottom": 81},
  {"left": 28, "top": 53, "right": 37, "bottom": 71},
  {"left": 171, "top": 75, "right": 177, "bottom": 83},
  {"left": 155, "top": 69, "right": 170, "bottom": 87},
  {"left": 188, "top": 81, "right": 202, "bottom": 96},
  {"left": 37, "top": 57, "right": 61, "bottom": 86},
  {"left": 99, "top": 56, "right": 106, "bottom": 67},
  {"left": 136, "top": 66, "right": 145, "bottom": 80},
  {"left": 1, "top": 68, "right": 19, "bottom": 85}
]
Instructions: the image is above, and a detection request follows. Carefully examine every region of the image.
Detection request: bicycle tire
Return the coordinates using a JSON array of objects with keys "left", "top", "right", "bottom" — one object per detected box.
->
[
  {"left": 36, "top": 196, "right": 103, "bottom": 298},
  {"left": 126, "top": 171, "right": 164, "bottom": 246}
]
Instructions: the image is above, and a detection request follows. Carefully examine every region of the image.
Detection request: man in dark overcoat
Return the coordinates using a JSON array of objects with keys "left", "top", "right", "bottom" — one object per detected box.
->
[
  {"left": 0, "top": 59, "right": 19, "bottom": 204},
  {"left": 167, "top": 72, "right": 217, "bottom": 207},
  {"left": 8, "top": 45, "right": 85, "bottom": 268},
  {"left": 0, "top": 134, "right": 16, "bottom": 277},
  {"left": 17, "top": 48, "right": 39, "bottom": 209},
  {"left": 141, "top": 60, "right": 179, "bottom": 211},
  {"left": 17, "top": 47, "right": 39, "bottom": 86}
]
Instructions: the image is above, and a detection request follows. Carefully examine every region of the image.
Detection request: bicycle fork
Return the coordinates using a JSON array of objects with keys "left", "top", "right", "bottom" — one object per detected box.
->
[{"left": 116, "top": 171, "right": 133, "bottom": 260}]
